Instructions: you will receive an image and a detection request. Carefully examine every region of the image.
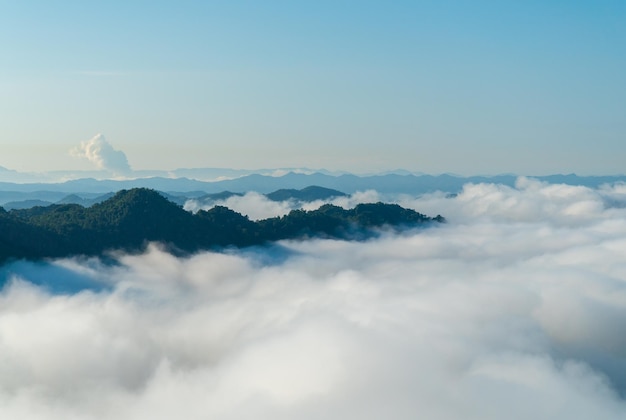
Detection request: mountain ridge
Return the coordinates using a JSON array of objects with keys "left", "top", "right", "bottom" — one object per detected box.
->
[
  {"left": 0, "top": 172, "right": 619, "bottom": 193},
  {"left": 2, "top": 173, "right": 625, "bottom": 206},
  {"left": 3, "top": 188, "right": 444, "bottom": 262}
]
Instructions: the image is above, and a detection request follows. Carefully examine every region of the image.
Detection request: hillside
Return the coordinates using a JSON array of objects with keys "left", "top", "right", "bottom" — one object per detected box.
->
[
  {"left": 265, "top": 186, "right": 347, "bottom": 202},
  {"left": 2, "top": 188, "right": 444, "bottom": 261}
]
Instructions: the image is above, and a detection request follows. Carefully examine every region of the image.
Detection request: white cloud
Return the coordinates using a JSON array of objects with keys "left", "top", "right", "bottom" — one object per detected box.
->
[
  {"left": 70, "top": 134, "right": 132, "bottom": 174},
  {"left": 184, "top": 190, "right": 384, "bottom": 221},
  {"left": 185, "top": 192, "right": 294, "bottom": 220},
  {"left": 394, "top": 177, "right": 626, "bottom": 226},
  {"left": 184, "top": 178, "right": 626, "bottom": 226},
  {"left": 2, "top": 181, "right": 626, "bottom": 418}
]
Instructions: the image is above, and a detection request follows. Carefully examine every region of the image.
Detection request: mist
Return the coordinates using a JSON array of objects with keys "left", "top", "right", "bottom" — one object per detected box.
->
[
  {"left": 183, "top": 190, "right": 386, "bottom": 221},
  {"left": 185, "top": 177, "right": 626, "bottom": 225},
  {"left": 2, "top": 179, "right": 626, "bottom": 419}
]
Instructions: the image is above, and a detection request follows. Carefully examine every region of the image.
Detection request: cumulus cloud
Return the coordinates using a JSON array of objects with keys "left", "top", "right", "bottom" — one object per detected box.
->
[
  {"left": 70, "top": 134, "right": 132, "bottom": 174},
  {"left": 2, "top": 181, "right": 626, "bottom": 418}
]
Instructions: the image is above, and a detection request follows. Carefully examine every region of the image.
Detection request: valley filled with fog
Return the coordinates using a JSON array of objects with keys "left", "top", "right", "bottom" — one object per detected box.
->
[{"left": 2, "top": 178, "right": 626, "bottom": 419}]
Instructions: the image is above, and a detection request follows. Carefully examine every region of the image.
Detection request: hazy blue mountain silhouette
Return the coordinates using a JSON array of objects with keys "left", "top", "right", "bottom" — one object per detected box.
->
[
  {"left": 2, "top": 173, "right": 624, "bottom": 207},
  {"left": 265, "top": 186, "right": 347, "bottom": 202}
]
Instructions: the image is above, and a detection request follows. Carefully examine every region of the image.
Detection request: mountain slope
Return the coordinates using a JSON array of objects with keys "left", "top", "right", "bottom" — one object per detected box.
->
[
  {"left": 2, "top": 188, "right": 444, "bottom": 261},
  {"left": 265, "top": 186, "right": 347, "bottom": 202}
]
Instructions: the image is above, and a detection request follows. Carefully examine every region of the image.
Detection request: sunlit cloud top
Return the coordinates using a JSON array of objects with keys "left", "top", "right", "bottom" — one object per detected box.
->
[{"left": 70, "top": 134, "right": 132, "bottom": 175}]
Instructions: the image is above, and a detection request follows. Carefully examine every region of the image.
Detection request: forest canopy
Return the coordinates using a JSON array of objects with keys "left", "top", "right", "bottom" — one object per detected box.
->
[{"left": 1, "top": 188, "right": 444, "bottom": 261}]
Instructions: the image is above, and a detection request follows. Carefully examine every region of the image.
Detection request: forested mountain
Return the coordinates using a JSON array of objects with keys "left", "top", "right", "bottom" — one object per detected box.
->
[
  {"left": 2, "top": 188, "right": 444, "bottom": 262},
  {"left": 0, "top": 186, "right": 344, "bottom": 209},
  {"left": 265, "top": 186, "right": 347, "bottom": 202}
]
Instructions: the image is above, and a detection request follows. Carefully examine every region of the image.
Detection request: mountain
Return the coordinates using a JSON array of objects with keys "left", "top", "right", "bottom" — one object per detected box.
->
[
  {"left": 0, "top": 191, "right": 72, "bottom": 206},
  {"left": 191, "top": 186, "right": 347, "bottom": 207},
  {"left": 2, "top": 199, "right": 54, "bottom": 210},
  {"left": 56, "top": 192, "right": 116, "bottom": 207},
  {"left": 55, "top": 194, "right": 92, "bottom": 206},
  {"left": 257, "top": 202, "right": 443, "bottom": 242},
  {"left": 3, "top": 188, "right": 444, "bottom": 262},
  {"left": 191, "top": 191, "right": 244, "bottom": 206},
  {"left": 0, "top": 166, "right": 353, "bottom": 184},
  {"left": 265, "top": 186, "right": 347, "bottom": 202},
  {"left": 0, "top": 208, "right": 60, "bottom": 259},
  {"left": 2, "top": 173, "right": 625, "bottom": 200}
]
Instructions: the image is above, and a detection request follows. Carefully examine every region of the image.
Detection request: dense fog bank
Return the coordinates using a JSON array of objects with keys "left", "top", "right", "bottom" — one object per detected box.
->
[{"left": 1, "top": 179, "right": 626, "bottom": 419}]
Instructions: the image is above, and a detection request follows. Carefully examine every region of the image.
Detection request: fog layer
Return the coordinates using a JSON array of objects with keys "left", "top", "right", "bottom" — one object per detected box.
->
[{"left": 2, "top": 179, "right": 626, "bottom": 419}]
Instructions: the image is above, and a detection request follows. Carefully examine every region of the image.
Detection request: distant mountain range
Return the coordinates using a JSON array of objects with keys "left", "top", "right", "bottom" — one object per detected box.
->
[
  {"left": 0, "top": 172, "right": 624, "bottom": 206},
  {"left": 0, "top": 188, "right": 444, "bottom": 262},
  {"left": 1, "top": 186, "right": 347, "bottom": 210},
  {"left": 0, "top": 166, "right": 349, "bottom": 184}
]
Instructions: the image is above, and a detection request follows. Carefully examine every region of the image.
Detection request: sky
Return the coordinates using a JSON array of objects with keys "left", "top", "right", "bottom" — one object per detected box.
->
[
  {"left": 1, "top": 1, "right": 625, "bottom": 175},
  {"left": 3, "top": 179, "right": 626, "bottom": 418}
]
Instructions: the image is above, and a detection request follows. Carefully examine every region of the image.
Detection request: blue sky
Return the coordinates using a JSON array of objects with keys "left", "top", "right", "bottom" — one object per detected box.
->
[{"left": 1, "top": 1, "right": 624, "bottom": 175}]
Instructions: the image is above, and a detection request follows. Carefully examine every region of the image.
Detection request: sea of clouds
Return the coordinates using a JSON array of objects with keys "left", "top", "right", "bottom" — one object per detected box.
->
[{"left": 2, "top": 178, "right": 626, "bottom": 419}]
